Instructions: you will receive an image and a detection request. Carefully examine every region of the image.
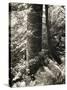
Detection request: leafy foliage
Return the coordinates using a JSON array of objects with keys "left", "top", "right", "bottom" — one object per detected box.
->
[{"left": 9, "top": 3, "right": 65, "bottom": 87}]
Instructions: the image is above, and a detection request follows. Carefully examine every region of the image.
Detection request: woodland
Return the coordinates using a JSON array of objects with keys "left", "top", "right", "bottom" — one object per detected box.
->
[{"left": 9, "top": 3, "right": 65, "bottom": 87}]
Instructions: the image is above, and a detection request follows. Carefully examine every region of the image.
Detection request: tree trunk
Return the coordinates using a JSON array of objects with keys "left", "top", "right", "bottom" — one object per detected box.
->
[{"left": 27, "top": 4, "right": 42, "bottom": 60}]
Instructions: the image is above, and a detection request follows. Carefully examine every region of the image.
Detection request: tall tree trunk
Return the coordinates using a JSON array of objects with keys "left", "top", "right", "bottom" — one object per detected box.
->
[
  {"left": 42, "top": 5, "right": 48, "bottom": 53},
  {"left": 27, "top": 4, "right": 42, "bottom": 60}
]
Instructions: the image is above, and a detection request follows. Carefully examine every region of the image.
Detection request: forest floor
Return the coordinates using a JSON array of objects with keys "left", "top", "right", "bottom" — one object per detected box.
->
[{"left": 12, "top": 55, "right": 65, "bottom": 87}]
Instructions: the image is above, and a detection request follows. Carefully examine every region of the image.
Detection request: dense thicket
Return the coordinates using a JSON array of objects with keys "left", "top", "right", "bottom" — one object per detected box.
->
[{"left": 9, "top": 3, "right": 65, "bottom": 87}]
